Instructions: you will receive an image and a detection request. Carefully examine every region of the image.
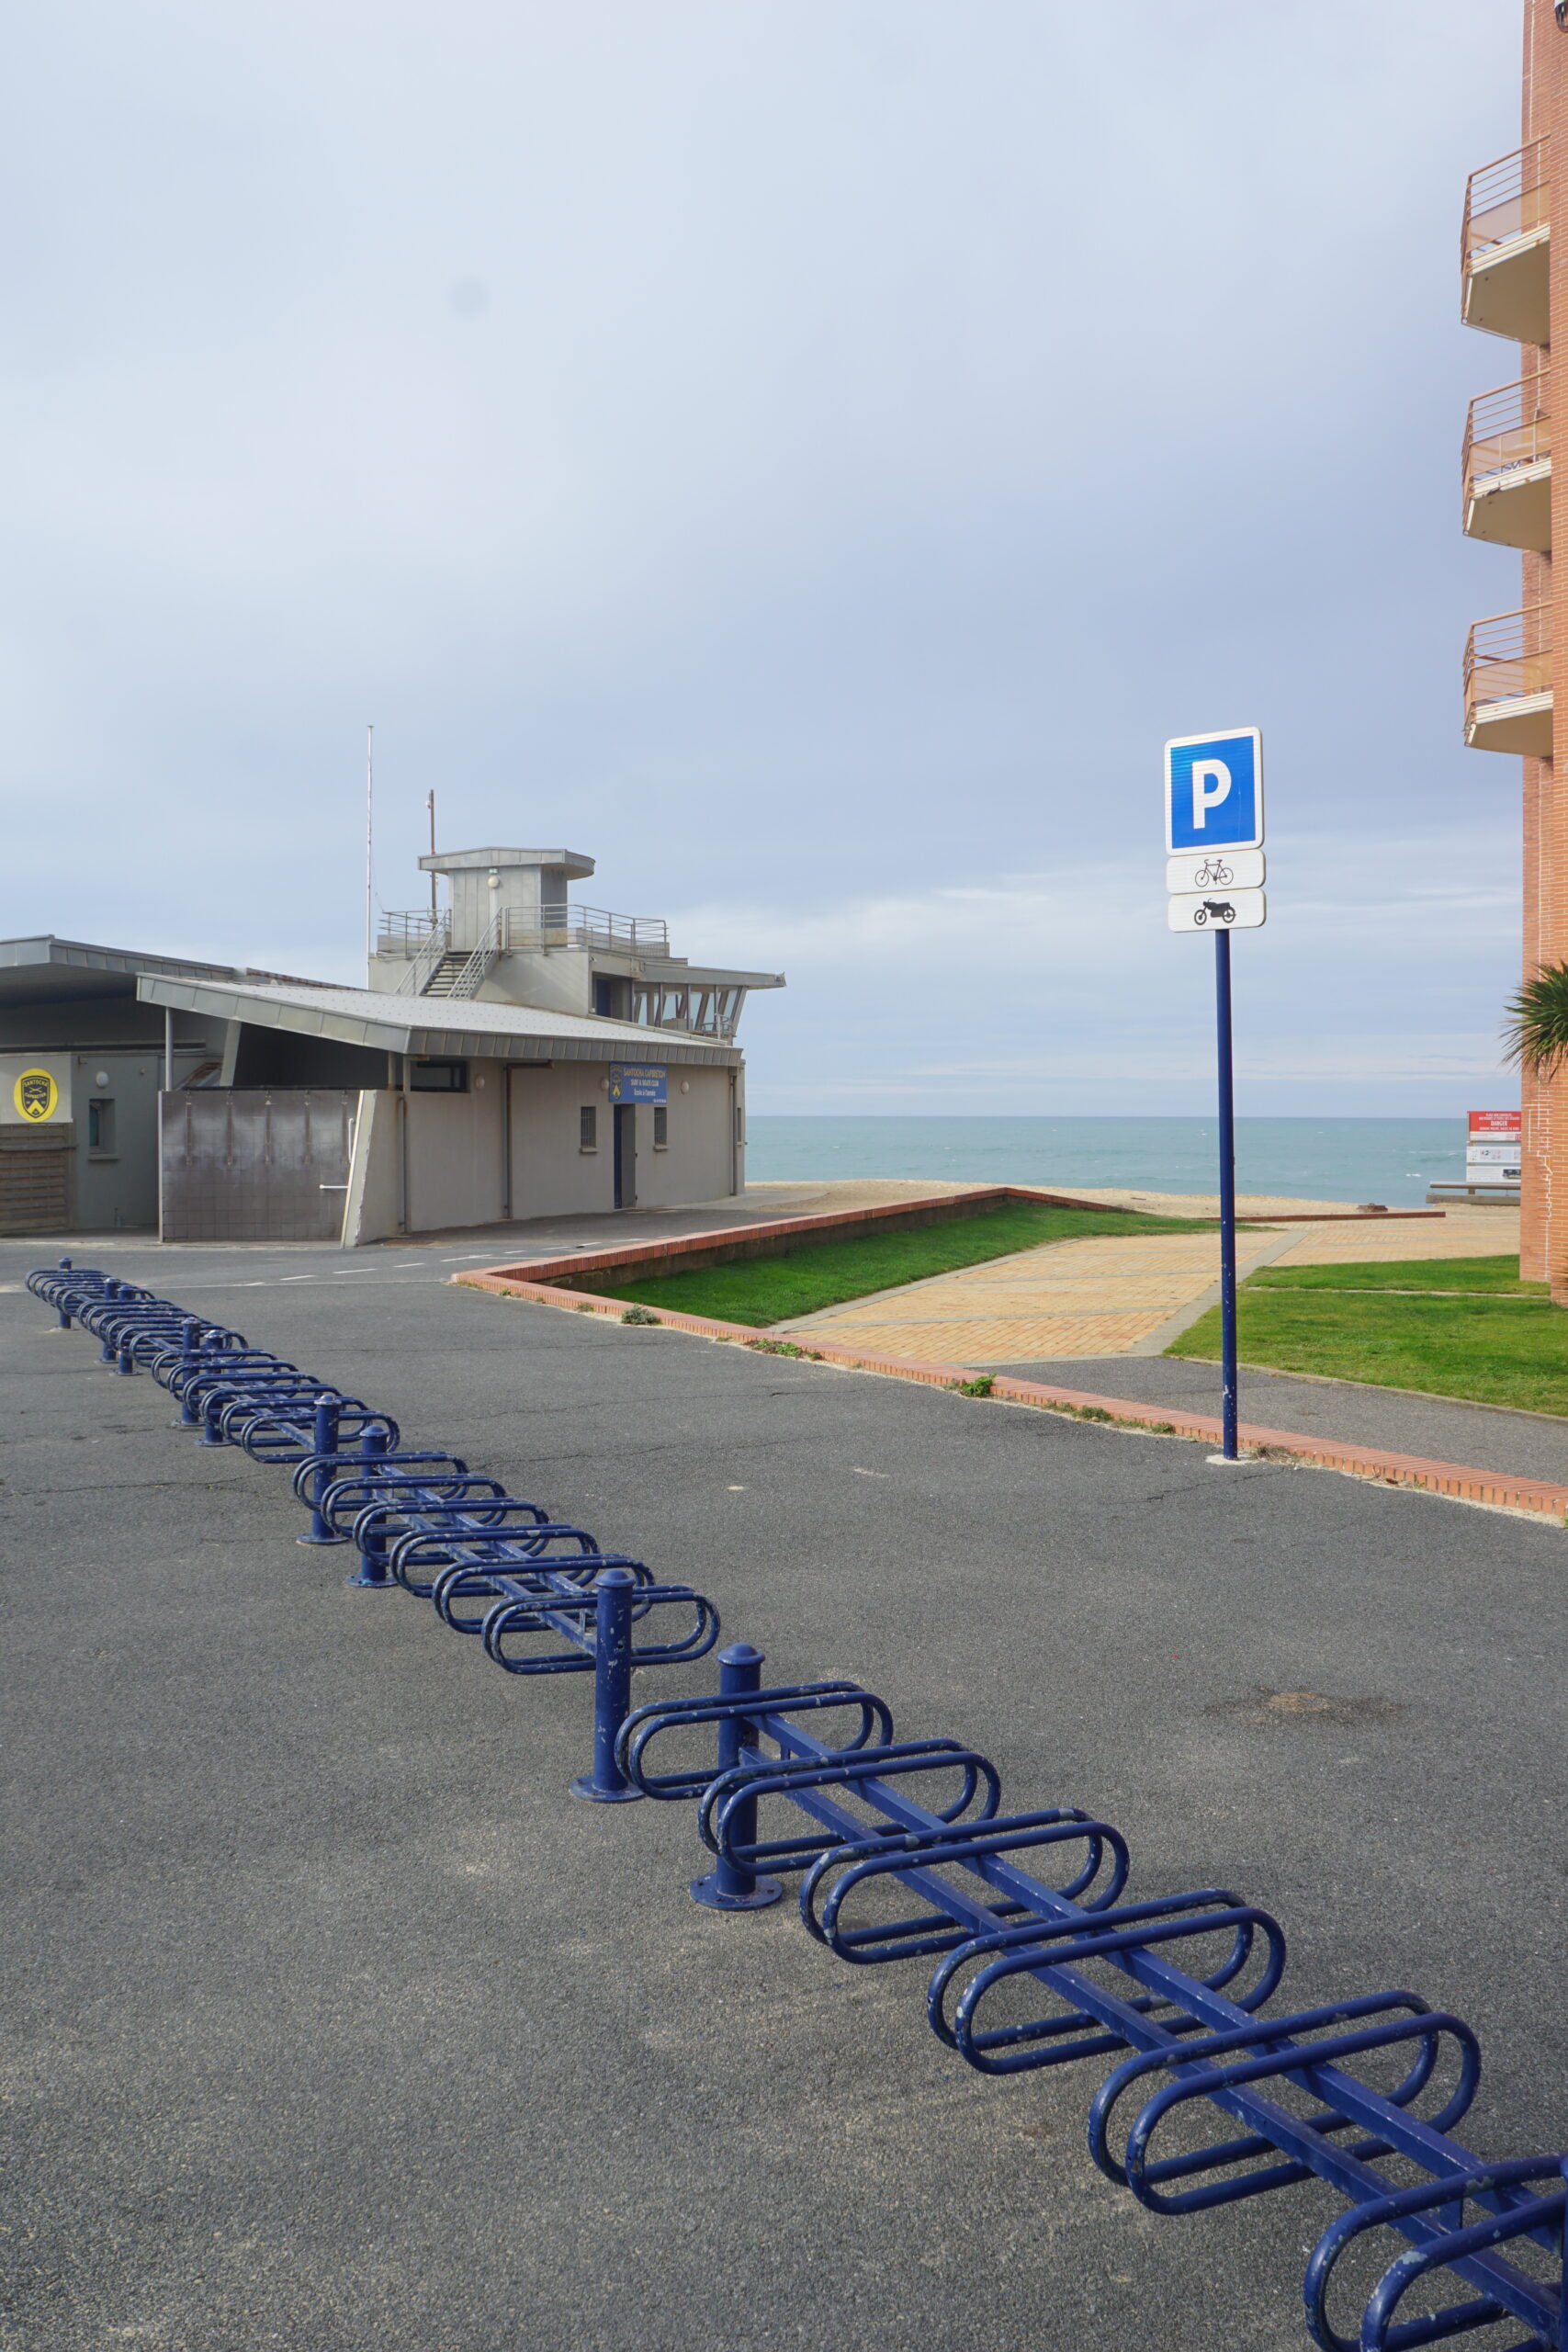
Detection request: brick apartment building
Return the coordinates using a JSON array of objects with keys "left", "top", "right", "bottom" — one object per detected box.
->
[{"left": 1461, "top": 1, "right": 1568, "bottom": 1283}]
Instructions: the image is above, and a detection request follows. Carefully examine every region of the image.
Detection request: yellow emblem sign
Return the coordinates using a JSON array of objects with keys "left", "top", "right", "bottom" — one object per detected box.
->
[{"left": 14, "top": 1068, "right": 60, "bottom": 1123}]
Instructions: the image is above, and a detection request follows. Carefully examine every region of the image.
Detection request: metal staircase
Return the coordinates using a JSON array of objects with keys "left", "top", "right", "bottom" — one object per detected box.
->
[
  {"left": 420, "top": 951, "right": 479, "bottom": 998},
  {"left": 390, "top": 910, "right": 504, "bottom": 1000}
]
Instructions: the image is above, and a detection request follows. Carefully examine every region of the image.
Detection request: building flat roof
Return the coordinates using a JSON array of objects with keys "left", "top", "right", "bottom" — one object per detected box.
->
[
  {"left": 0, "top": 934, "right": 326, "bottom": 1009},
  {"left": 134, "top": 974, "right": 741, "bottom": 1067}
]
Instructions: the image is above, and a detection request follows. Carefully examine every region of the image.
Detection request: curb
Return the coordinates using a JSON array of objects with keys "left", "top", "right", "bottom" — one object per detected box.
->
[{"left": 454, "top": 1267, "right": 1568, "bottom": 1528}]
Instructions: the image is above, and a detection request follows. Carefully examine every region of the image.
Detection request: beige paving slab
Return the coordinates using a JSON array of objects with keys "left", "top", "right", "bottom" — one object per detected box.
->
[
  {"left": 787, "top": 1228, "right": 1293, "bottom": 1361},
  {"left": 802, "top": 1312, "right": 1176, "bottom": 1363},
  {"left": 1272, "top": 1208, "right": 1519, "bottom": 1267}
]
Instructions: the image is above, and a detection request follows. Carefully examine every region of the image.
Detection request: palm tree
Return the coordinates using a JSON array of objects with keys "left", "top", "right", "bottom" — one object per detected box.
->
[{"left": 1504, "top": 962, "right": 1568, "bottom": 1078}]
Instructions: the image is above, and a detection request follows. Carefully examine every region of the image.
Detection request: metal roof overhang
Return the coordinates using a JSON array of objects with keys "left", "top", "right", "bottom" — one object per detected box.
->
[
  {"left": 134, "top": 975, "right": 742, "bottom": 1069},
  {"left": 0, "top": 935, "right": 248, "bottom": 1009}
]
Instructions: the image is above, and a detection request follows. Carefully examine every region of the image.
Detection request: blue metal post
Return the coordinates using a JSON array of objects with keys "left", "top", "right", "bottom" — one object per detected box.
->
[
  {"left": 298, "top": 1394, "right": 345, "bottom": 1546},
  {"left": 175, "top": 1327, "right": 207, "bottom": 1426},
  {"left": 99, "top": 1280, "right": 119, "bottom": 1361},
  {"left": 197, "top": 1385, "right": 228, "bottom": 1445},
  {"left": 344, "top": 1422, "right": 394, "bottom": 1587},
  {"left": 570, "top": 1566, "right": 642, "bottom": 1803},
  {"left": 56, "top": 1259, "right": 73, "bottom": 1327},
  {"left": 1215, "top": 926, "right": 1239, "bottom": 1462},
  {"left": 691, "top": 1642, "right": 783, "bottom": 1911}
]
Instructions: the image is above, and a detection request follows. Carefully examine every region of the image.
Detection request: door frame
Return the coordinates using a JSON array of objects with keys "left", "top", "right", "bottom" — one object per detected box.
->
[{"left": 613, "top": 1101, "right": 637, "bottom": 1208}]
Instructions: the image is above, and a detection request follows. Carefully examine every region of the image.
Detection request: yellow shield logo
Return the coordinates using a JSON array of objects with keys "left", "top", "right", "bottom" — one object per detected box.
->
[{"left": 14, "top": 1069, "right": 59, "bottom": 1123}]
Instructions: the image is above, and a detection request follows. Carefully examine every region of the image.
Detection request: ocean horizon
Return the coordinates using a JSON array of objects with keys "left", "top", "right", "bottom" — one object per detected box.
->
[{"left": 743, "top": 1116, "right": 1494, "bottom": 1210}]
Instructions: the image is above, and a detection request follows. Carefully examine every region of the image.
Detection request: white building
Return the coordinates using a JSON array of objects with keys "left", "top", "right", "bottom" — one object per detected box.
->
[{"left": 0, "top": 847, "right": 784, "bottom": 1242}]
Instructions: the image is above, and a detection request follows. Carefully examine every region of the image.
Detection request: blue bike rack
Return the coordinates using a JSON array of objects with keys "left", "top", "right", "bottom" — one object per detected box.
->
[{"left": 28, "top": 1256, "right": 1567, "bottom": 2349}]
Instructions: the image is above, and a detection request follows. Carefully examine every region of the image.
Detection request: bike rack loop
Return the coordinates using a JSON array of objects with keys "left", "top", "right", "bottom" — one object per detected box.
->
[{"left": 28, "top": 1258, "right": 1568, "bottom": 2351}]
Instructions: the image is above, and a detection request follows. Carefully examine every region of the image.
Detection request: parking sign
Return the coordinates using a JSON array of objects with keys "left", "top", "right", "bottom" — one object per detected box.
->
[{"left": 1165, "top": 728, "right": 1264, "bottom": 854}]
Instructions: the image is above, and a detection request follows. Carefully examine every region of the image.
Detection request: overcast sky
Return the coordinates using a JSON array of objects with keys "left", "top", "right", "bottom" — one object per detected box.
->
[{"left": 1, "top": 0, "right": 1528, "bottom": 1114}]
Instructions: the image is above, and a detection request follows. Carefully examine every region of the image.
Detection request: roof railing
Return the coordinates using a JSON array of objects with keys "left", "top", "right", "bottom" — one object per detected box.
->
[
  {"left": 378, "top": 910, "right": 448, "bottom": 956},
  {"left": 510, "top": 904, "right": 671, "bottom": 954}
]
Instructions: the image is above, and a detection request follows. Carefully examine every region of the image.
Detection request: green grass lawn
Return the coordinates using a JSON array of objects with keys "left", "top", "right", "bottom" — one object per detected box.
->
[
  {"left": 1173, "top": 1253, "right": 1568, "bottom": 1414},
  {"left": 598, "top": 1200, "right": 1217, "bottom": 1329}
]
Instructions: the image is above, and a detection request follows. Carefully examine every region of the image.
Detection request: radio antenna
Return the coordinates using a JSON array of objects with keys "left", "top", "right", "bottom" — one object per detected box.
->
[{"left": 365, "top": 724, "right": 375, "bottom": 967}]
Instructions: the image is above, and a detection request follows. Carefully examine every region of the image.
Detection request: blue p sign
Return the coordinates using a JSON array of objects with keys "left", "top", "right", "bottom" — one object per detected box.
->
[{"left": 1165, "top": 728, "right": 1263, "bottom": 854}]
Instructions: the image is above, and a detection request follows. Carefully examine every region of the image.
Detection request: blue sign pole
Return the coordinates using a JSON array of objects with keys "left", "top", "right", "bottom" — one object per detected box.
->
[
  {"left": 1214, "top": 927, "right": 1239, "bottom": 1460},
  {"left": 1165, "top": 723, "right": 1262, "bottom": 1466}
]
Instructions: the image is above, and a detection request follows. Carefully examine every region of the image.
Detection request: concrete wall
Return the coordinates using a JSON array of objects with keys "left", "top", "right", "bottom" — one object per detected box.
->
[
  {"left": 624, "top": 1064, "right": 736, "bottom": 1209},
  {"left": 406, "top": 1060, "right": 507, "bottom": 1233},
  {"left": 341, "top": 1055, "right": 739, "bottom": 1242},
  {"left": 507, "top": 1063, "right": 615, "bottom": 1219},
  {"left": 342, "top": 1091, "right": 400, "bottom": 1246}
]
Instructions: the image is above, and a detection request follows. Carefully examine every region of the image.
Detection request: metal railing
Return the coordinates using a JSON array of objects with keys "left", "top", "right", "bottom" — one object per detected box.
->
[
  {"left": 1462, "top": 137, "right": 1550, "bottom": 269},
  {"left": 508, "top": 904, "right": 670, "bottom": 954},
  {"left": 378, "top": 910, "right": 449, "bottom": 956},
  {"left": 1464, "top": 604, "right": 1553, "bottom": 724},
  {"left": 422, "top": 909, "right": 506, "bottom": 1000},
  {"left": 1463, "top": 371, "right": 1551, "bottom": 510},
  {"left": 381, "top": 904, "right": 671, "bottom": 959}
]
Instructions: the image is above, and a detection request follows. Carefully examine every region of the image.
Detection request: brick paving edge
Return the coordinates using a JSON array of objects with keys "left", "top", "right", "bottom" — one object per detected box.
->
[{"left": 454, "top": 1268, "right": 1568, "bottom": 1528}]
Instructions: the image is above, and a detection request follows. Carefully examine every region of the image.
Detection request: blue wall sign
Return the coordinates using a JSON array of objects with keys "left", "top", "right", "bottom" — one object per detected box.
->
[
  {"left": 607, "top": 1063, "right": 667, "bottom": 1103},
  {"left": 1165, "top": 728, "right": 1264, "bottom": 854}
]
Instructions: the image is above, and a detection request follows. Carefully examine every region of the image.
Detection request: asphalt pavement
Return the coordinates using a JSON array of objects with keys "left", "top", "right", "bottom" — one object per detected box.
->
[
  {"left": 987, "top": 1351, "right": 1568, "bottom": 1484},
  {"left": 4, "top": 1239, "right": 1566, "bottom": 2351}
]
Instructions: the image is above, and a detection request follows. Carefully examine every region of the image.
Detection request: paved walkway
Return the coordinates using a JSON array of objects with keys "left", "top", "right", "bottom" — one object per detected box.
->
[{"left": 780, "top": 1203, "right": 1521, "bottom": 1364}]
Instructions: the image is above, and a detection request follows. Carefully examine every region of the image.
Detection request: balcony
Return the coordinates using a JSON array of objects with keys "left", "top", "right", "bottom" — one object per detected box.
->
[
  {"left": 1463, "top": 373, "right": 1551, "bottom": 548},
  {"left": 1464, "top": 605, "right": 1553, "bottom": 754},
  {"left": 1462, "top": 140, "right": 1550, "bottom": 344}
]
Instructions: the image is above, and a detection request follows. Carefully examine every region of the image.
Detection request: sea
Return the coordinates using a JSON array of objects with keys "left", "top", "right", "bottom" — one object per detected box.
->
[{"left": 743, "top": 1118, "right": 1480, "bottom": 1210}]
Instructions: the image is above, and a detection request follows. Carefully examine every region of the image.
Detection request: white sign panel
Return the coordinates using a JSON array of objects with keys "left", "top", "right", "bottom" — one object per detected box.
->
[
  {"left": 1166, "top": 849, "right": 1266, "bottom": 894},
  {"left": 1165, "top": 728, "right": 1264, "bottom": 855},
  {"left": 1168, "top": 889, "right": 1267, "bottom": 933}
]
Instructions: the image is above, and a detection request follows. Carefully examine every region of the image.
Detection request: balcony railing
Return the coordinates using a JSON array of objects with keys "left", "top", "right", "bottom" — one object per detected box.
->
[
  {"left": 507, "top": 904, "right": 671, "bottom": 955},
  {"left": 1464, "top": 371, "right": 1551, "bottom": 499},
  {"left": 1465, "top": 604, "right": 1551, "bottom": 702},
  {"left": 1464, "top": 605, "right": 1552, "bottom": 753},
  {"left": 377, "top": 904, "right": 669, "bottom": 957},
  {"left": 1463, "top": 138, "right": 1550, "bottom": 267},
  {"left": 378, "top": 910, "right": 449, "bottom": 956}
]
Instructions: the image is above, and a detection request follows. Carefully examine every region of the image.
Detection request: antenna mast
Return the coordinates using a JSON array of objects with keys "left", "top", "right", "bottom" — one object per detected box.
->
[
  {"left": 365, "top": 724, "right": 375, "bottom": 967},
  {"left": 427, "top": 788, "right": 437, "bottom": 917}
]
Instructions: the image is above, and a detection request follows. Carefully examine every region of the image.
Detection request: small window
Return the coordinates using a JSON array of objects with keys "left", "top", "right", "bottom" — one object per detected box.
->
[
  {"left": 410, "top": 1059, "right": 468, "bottom": 1092},
  {"left": 88, "top": 1099, "right": 115, "bottom": 1154},
  {"left": 652, "top": 1104, "right": 668, "bottom": 1148},
  {"left": 580, "top": 1104, "right": 597, "bottom": 1149}
]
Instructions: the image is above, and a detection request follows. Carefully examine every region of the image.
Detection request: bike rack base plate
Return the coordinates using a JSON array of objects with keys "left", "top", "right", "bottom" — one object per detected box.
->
[{"left": 689, "top": 1871, "right": 784, "bottom": 1912}]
